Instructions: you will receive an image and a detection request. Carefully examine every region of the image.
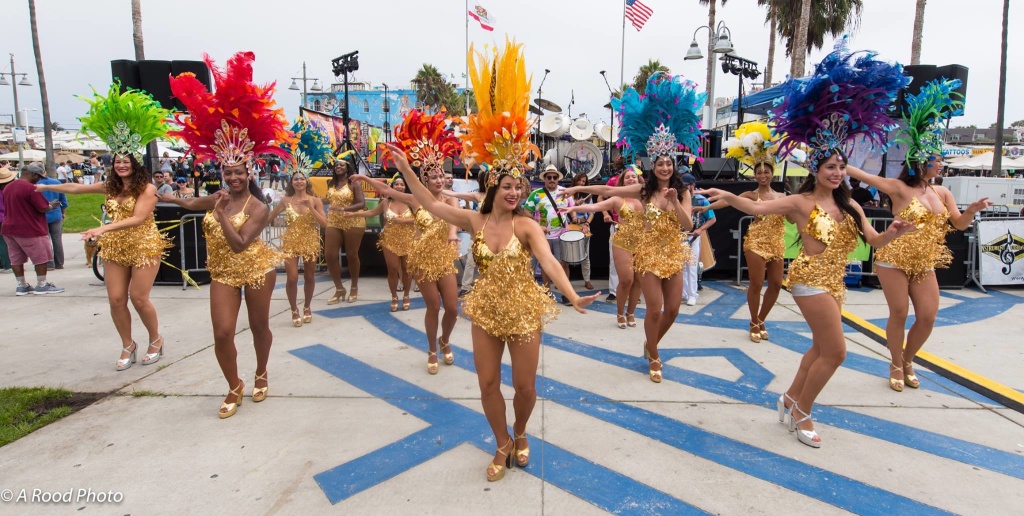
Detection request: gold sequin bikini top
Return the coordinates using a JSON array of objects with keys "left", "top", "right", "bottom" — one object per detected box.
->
[
  {"left": 620, "top": 201, "right": 639, "bottom": 221},
  {"left": 897, "top": 196, "right": 949, "bottom": 231},
  {"left": 283, "top": 201, "right": 312, "bottom": 223},
  {"left": 414, "top": 206, "right": 445, "bottom": 233},
  {"left": 472, "top": 217, "right": 525, "bottom": 274},
  {"left": 385, "top": 205, "right": 413, "bottom": 221},
  {"left": 643, "top": 201, "right": 683, "bottom": 233},
  {"left": 205, "top": 195, "right": 252, "bottom": 231},
  {"left": 105, "top": 196, "right": 138, "bottom": 222},
  {"left": 801, "top": 204, "right": 844, "bottom": 245},
  {"left": 326, "top": 184, "right": 355, "bottom": 207}
]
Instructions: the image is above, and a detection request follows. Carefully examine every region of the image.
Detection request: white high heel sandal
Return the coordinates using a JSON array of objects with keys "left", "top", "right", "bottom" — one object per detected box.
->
[{"left": 789, "top": 403, "right": 822, "bottom": 448}]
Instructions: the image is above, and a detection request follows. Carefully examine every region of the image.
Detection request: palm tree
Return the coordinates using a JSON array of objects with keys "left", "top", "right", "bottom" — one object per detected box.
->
[
  {"left": 632, "top": 60, "right": 670, "bottom": 95},
  {"left": 698, "top": 1, "right": 729, "bottom": 100},
  {"left": 777, "top": 0, "right": 864, "bottom": 77},
  {"left": 910, "top": 0, "right": 926, "bottom": 65},
  {"left": 993, "top": 0, "right": 1009, "bottom": 177},
  {"left": 758, "top": 0, "right": 778, "bottom": 88},
  {"left": 132, "top": 0, "right": 145, "bottom": 60},
  {"left": 28, "top": 0, "right": 54, "bottom": 175},
  {"left": 412, "top": 64, "right": 448, "bottom": 113}
]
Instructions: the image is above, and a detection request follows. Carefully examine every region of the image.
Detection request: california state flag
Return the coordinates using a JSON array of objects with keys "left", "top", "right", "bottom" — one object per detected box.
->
[{"left": 468, "top": 2, "right": 496, "bottom": 31}]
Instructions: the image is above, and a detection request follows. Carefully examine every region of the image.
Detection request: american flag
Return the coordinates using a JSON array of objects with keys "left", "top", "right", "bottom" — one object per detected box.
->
[{"left": 625, "top": 0, "right": 654, "bottom": 31}]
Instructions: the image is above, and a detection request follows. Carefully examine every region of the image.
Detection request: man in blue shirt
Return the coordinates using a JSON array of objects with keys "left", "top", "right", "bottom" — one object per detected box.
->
[
  {"left": 681, "top": 173, "right": 715, "bottom": 306},
  {"left": 28, "top": 164, "right": 68, "bottom": 270}
]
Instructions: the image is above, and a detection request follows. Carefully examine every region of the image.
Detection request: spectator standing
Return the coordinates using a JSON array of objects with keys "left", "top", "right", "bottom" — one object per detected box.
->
[
  {"left": 80, "top": 158, "right": 95, "bottom": 185},
  {"left": 850, "top": 178, "right": 876, "bottom": 207},
  {"left": 682, "top": 173, "right": 715, "bottom": 306},
  {"left": 1, "top": 165, "right": 65, "bottom": 295},
  {"left": 174, "top": 177, "right": 194, "bottom": 198},
  {"left": 568, "top": 173, "right": 596, "bottom": 290},
  {"left": 31, "top": 165, "right": 68, "bottom": 270},
  {"left": 89, "top": 152, "right": 103, "bottom": 182},
  {"left": 0, "top": 165, "right": 15, "bottom": 272},
  {"left": 203, "top": 165, "right": 222, "bottom": 195},
  {"left": 56, "top": 161, "right": 71, "bottom": 183},
  {"left": 601, "top": 173, "right": 620, "bottom": 301},
  {"left": 523, "top": 164, "right": 573, "bottom": 303}
]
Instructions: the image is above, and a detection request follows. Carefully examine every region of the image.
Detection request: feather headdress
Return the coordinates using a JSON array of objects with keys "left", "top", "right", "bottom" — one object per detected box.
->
[
  {"left": 769, "top": 37, "right": 910, "bottom": 172},
  {"left": 384, "top": 109, "right": 461, "bottom": 175},
  {"left": 169, "top": 51, "right": 293, "bottom": 166},
  {"left": 723, "top": 121, "right": 777, "bottom": 169},
  {"left": 459, "top": 37, "right": 539, "bottom": 188},
  {"left": 613, "top": 73, "right": 706, "bottom": 160},
  {"left": 898, "top": 78, "right": 963, "bottom": 171},
  {"left": 284, "top": 118, "right": 333, "bottom": 174},
  {"left": 77, "top": 82, "right": 171, "bottom": 161}
]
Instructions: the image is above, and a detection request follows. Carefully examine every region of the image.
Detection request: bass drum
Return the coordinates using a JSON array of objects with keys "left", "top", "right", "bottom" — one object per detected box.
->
[{"left": 562, "top": 141, "right": 604, "bottom": 180}]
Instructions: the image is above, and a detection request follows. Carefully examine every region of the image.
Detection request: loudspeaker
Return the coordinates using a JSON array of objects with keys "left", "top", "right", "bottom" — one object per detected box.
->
[
  {"left": 701, "top": 129, "right": 723, "bottom": 158},
  {"left": 138, "top": 60, "right": 175, "bottom": 110},
  {"left": 154, "top": 203, "right": 210, "bottom": 286},
  {"left": 170, "top": 60, "right": 212, "bottom": 110},
  {"left": 110, "top": 60, "right": 141, "bottom": 91},
  {"left": 899, "top": 64, "right": 969, "bottom": 115},
  {"left": 699, "top": 157, "right": 738, "bottom": 180}
]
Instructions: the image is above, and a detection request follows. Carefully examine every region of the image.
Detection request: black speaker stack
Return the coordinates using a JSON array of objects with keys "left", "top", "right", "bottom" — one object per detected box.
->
[
  {"left": 110, "top": 59, "right": 212, "bottom": 111},
  {"left": 899, "top": 64, "right": 969, "bottom": 115}
]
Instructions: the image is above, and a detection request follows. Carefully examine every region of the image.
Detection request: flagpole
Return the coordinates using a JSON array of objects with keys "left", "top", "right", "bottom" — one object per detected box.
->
[
  {"left": 465, "top": 0, "right": 470, "bottom": 115},
  {"left": 620, "top": 0, "right": 626, "bottom": 88}
]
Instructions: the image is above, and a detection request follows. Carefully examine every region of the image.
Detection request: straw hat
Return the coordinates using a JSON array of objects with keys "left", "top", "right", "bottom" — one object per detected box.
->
[{"left": 0, "top": 165, "right": 16, "bottom": 184}]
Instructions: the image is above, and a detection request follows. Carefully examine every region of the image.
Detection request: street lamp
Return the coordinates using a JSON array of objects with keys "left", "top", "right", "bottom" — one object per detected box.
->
[
  {"left": 685, "top": 21, "right": 733, "bottom": 129},
  {"left": 289, "top": 62, "right": 321, "bottom": 110},
  {"left": 0, "top": 54, "right": 33, "bottom": 170}
]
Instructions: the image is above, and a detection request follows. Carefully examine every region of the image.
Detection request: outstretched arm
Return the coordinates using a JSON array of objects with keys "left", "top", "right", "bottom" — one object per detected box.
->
[
  {"left": 36, "top": 181, "right": 105, "bottom": 195},
  {"left": 345, "top": 197, "right": 387, "bottom": 218},
  {"left": 159, "top": 192, "right": 217, "bottom": 211},
  {"left": 698, "top": 188, "right": 802, "bottom": 219},
  {"left": 561, "top": 196, "right": 621, "bottom": 215},
  {"left": 846, "top": 165, "right": 904, "bottom": 198},
  {"left": 382, "top": 143, "right": 476, "bottom": 231},
  {"left": 941, "top": 187, "right": 992, "bottom": 230},
  {"left": 349, "top": 175, "right": 417, "bottom": 206},
  {"left": 443, "top": 189, "right": 485, "bottom": 203},
  {"left": 562, "top": 183, "right": 642, "bottom": 200},
  {"left": 519, "top": 217, "right": 600, "bottom": 314},
  {"left": 852, "top": 202, "right": 915, "bottom": 247}
]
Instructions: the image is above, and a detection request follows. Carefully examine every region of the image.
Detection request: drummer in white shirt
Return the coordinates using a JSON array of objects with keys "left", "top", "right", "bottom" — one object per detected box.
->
[{"left": 523, "top": 165, "right": 574, "bottom": 304}]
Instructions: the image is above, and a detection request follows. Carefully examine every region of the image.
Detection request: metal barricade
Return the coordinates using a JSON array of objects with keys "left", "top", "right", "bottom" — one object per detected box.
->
[{"left": 179, "top": 213, "right": 207, "bottom": 290}]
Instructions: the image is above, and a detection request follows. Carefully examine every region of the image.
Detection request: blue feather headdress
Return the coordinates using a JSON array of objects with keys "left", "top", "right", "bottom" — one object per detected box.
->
[
  {"left": 897, "top": 78, "right": 963, "bottom": 173},
  {"left": 769, "top": 37, "right": 910, "bottom": 172},
  {"left": 284, "top": 118, "right": 333, "bottom": 174},
  {"left": 613, "top": 73, "right": 706, "bottom": 160}
]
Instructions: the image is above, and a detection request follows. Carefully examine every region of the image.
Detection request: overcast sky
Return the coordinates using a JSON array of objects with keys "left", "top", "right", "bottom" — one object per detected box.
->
[{"left": 1, "top": 0, "right": 1019, "bottom": 132}]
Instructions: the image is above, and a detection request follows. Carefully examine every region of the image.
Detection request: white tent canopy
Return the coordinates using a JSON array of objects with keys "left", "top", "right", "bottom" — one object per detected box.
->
[{"left": 0, "top": 149, "right": 48, "bottom": 161}]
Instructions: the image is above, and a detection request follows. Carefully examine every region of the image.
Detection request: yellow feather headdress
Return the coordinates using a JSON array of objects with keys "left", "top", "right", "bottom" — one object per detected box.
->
[
  {"left": 723, "top": 121, "right": 777, "bottom": 169},
  {"left": 458, "top": 37, "right": 539, "bottom": 188}
]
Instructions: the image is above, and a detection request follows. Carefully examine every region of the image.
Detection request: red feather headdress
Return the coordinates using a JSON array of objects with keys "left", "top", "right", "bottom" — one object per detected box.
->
[
  {"left": 169, "top": 51, "right": 293, "bottom": 166},
  {"left": 384, "top": 109, "right": 460, "bottom": 174}
]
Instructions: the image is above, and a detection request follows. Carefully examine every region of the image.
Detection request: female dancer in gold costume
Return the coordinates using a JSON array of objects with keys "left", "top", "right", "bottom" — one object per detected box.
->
[
  {"left": 324, "top": 159, "right": 366, "bottom": 303},
  {"left": 345, "top": 175, "right": 416, "bottom": 311},
  {"left": 267, "top": 171, "right": 327, "bottom": 326},
  {"left": 38, "top": 83, "right": 171, "bottom": 370}
]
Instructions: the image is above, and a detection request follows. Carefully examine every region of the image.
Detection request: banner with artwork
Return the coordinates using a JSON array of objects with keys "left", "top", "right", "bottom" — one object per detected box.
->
[
  {"left": 300, "top": 108, "right": 343, "bottom": 152},
  {"left": 977, "top": 218, "right": 1024, "bottom": 285}
]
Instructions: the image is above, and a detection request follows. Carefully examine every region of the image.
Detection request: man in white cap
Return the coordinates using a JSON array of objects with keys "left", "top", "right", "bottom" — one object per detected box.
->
[{"left": 523, "top": 164, "right": 574, "bottom": 303}]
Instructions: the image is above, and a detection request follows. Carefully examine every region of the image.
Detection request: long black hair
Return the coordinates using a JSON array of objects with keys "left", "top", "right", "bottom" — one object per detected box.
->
[
  {"left": 798, "top": 150, "right": 864, "bottom": 235},
  {"left": 480, "top": 172, "right": 527, "bottom": 216},
  {"left": 640, "top": 154, "right": 685, "bottom": 202}
]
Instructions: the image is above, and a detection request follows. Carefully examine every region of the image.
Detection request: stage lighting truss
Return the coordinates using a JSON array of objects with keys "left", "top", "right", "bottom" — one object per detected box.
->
[{"left": 721, "top": 54, "right": 760, "bottom": 81}]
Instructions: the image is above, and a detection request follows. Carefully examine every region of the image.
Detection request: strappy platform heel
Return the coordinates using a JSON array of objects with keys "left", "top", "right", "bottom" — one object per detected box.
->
[
  {"left": 513, "top": 425, "right": 530, "bottom": 467},
  {"left": 777, "top": 392, "right": 796, "bottom": 426},
  {"left": 115, "top": 342, "right": 137, "bottom": 371},
  {"left": 219, "top": 379, "right": 244, "bottom": 419},
  {"left": 327, "top": 286, "right": 346, "bottom": 305},
  {"left": 291, "top": 308, "right": 303, "bottom": 327},
  {"left": 889, "top": 362, "right": 905, "bottom": 392},
  {"left": 390, "top": 297, "right": 399, "bottom": 313},
  {"left": 626, "top": 312, "right": 637, "bottom": 328},
  {"left": 648, "top": 357, "right": 663, "bottom": 383},
  {"left": 141, "top": 335, "right": 164, "bottom": 366},
  {"left": 347, "top": 287, "right": 358, "bottom": 303},
  {"left": 903, "top": 362, "right": 920, "bottom": 389},
  {"left": 616, "top": 313, "right": 627, "bottom": 329},
  {"left": 439, "top": 339, "right": 454, "bottom": 366},
  {"left": 427, "top": 351, "right": 438, "bottom": 375},
  {"left": 749, "top": 320, "right": 762, "bottom": 343},
  {"left": 402, "top": 295, "right": 411, "bottom": 311},
  {"left": 758, "top": 319, "right": 769, "bottom": 341},
  {"left": 486, "top": 436, "right": 516, "bottom": 482},
  {"left": 252, "top": 371, "right": 269, "bottom": 402},
  {"left": 790, "top": 403, "right": 822, "bottom": 448},
  {"left": 303, "top": 307, "right": 313, "bottom": 324}
]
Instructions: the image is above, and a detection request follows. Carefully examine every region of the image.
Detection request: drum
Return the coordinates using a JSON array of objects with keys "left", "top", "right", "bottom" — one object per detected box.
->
[
  {"left": 559, "top": 229, "right": 588, "bottom": 264},
  {"left": 540, "top": 114, "right": 572, "bottom": 138},
  {"left": 569, "top": 118, "right": 594, "bottom": 141}
]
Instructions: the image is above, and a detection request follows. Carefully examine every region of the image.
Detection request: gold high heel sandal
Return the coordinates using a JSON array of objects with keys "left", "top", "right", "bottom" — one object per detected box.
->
[
  {"left": 439, "top": 339, "right": 454, "bottom": 366},
  {"left": 626, "top": 312, "right": 637, "bottom": 328},
  {"left": 292, "top": 308, "right": 303, "bottom": 327},
  {"left": 327, "top": 286, "right": 347, "bottom": 305},
  {"left": 758, "top": 319, "right": 769, "bottom": 341},
  {"left": 347, "top": 287, "right": 358, "bottom": 303},
  {"left": 749, "top": 321, "right": 762, "bottom": 343},
  {"left": 648, "top": 357, "right": 663, "bottom": 383},
  {"left": 252, "top": 371, "right": 269, "bottom": 402},
  {"left": 427, "top": 351, "right": 439, "bottom": 375},
  {"left": 642, "top": 340, "right": 650, "bottom": 360},
  {"left": 390, "top": 297, "right": 399, "bottom": 313},
  {"left": 513, "top": 425, "right": 530, "bottom": 467},
  {"left": 303, "top": 307, "right": 313, "bottom": 324},
  {"left": 486, "top": 436, "right": 516, "bottom": 482},
  {"left": 219, "top": 379, "right": 244, "bottom": 419},
  {"left": 903, "top": 363, "right": 920, "bottom": 389},
  {"left": 889, "top": 362, "right": 905, "bottom": 392},
  {"left": 616, "top": 313, "right": 627, "bottom": 329},
  {"left": 402, "top": 295, "right": 411, "bottom": 311}
]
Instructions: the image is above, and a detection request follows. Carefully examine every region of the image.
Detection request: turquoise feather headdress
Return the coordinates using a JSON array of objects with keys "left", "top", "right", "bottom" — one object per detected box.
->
[
  {"left": 898, "top": 78, "right": 964, "bottom": 173},
  {"left": 612, "top": 73, "right": 706, "bottom": 159},
  {"left": 77, "top": 82, "right": 171, "bottom": 161},
  {"left": 284, "top": 118, "right": 333, "bottom": 174}
]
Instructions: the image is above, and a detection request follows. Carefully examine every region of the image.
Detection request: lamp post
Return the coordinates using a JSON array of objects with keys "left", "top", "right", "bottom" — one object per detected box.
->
[
  {"left": 288, "top": 62, "right": 322, "bottom": 111},
  {"left": 0, "top": 54, "right": 34, "bottom": 170},
  {"left": 684, "top": 21, "right": 734, "bottom": 130}
]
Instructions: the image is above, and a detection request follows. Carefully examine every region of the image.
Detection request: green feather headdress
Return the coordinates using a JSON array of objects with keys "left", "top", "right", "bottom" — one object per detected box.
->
[
  {"left": 897, "top": 78, "right": 964, "bottom": 171},
  {"left": 77, "top": 82, "right": 172, "bottom": 160}
]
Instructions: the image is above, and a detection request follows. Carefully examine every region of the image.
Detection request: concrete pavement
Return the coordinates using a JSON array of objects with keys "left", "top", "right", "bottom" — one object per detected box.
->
[{"left": 0, "top": 234, "right": 1022, "bottom": 514}]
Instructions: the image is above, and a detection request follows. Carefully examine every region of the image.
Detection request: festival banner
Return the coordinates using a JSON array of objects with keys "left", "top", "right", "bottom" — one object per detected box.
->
[
  {"left": 300, "top": 108, "right": 341, "bottom": 151},
  {"left": 977, "top": 219, "right": 1024, "bottom": 285}
]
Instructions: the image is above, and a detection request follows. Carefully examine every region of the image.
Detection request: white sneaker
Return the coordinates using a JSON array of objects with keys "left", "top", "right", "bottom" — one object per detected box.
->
[{"left": 685, "top": 297, "right": 697, "bottom": 306}]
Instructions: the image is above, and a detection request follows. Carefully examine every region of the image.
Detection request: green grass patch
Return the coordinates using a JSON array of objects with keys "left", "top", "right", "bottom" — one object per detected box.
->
[
  {"left": 0, "top": 387, "right": 74, "bottom": 447},
  {"left": 127, "top": 390, "right": 168, "bottom": 398},
  {"left": 63, "top": 193, "right": 105, "bottom": 233}
]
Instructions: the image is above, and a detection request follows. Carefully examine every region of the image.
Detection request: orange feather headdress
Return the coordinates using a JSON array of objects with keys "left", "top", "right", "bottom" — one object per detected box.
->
[
  {"left": 169, "top": 51, "right": 293, "bottom": 166},
  {"left": 459, "top": 37, "right": 538, "bottom": 188},
  {"left": 385, "top": 109, "right": 460, "bottom": 174}
]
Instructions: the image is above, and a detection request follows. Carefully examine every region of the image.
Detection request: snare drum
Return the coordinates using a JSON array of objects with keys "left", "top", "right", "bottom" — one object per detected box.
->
[{"left": 559, "top": 230, "right": 588, "bottom": 264}]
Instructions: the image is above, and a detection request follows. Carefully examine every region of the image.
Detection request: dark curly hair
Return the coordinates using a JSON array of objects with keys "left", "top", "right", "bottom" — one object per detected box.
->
[
  {"left": 640, "top": 154, "right": 684, "bottom": 203},
  {"left": 105, "top": 154, "right": 151, "bottom": 200}
]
